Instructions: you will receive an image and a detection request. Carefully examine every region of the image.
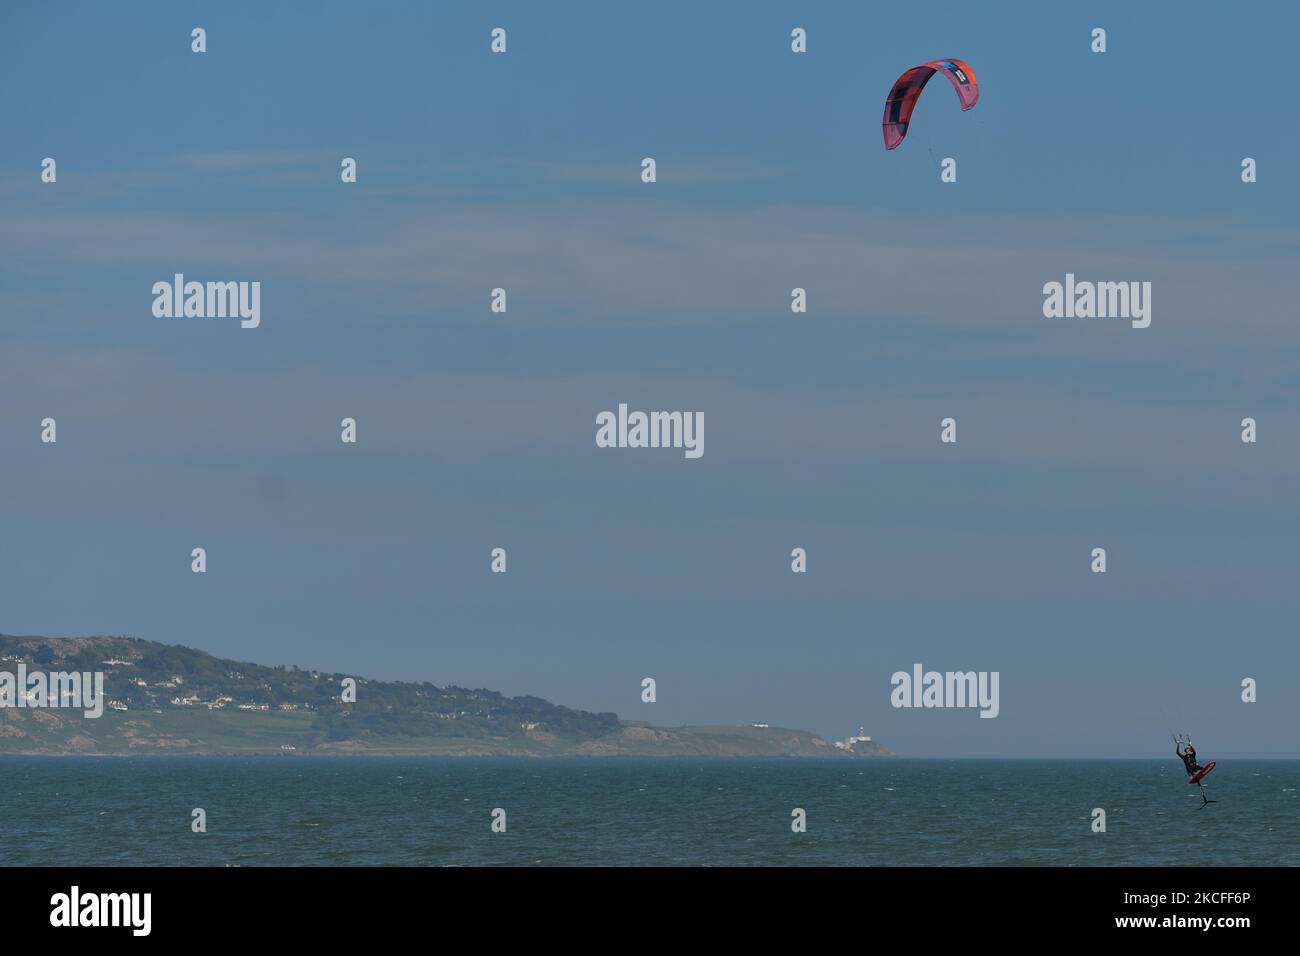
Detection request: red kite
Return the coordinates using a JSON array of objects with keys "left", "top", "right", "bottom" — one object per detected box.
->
[{"left": 882, "top": 59, "right": 979, "bottom": 150}]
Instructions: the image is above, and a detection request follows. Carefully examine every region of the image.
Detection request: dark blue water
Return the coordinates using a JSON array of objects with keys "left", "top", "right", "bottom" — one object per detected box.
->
[{"left": 2, "top": 758, "right": 1295, "bottom": 866}]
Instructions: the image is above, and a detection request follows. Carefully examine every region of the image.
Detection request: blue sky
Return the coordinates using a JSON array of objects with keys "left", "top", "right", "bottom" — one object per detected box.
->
[{"left": 2, "top": 2, "right": 1298, "bottom": 756}]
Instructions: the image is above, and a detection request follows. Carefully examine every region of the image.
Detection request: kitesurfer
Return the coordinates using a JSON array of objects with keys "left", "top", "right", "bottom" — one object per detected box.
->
[
  {"left": 1175, "top": 734, "right": 1202, "bottom": 776},
  {"left": 1175, "top": 734, "right": 1217, "bottom": 808}
]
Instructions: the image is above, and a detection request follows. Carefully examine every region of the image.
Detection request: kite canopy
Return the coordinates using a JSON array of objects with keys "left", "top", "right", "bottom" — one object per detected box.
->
[{"left": 882, "top": 58, "right": 979, "bottom": 150}]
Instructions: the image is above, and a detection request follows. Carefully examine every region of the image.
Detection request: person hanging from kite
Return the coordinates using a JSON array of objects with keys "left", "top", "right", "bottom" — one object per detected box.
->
[
  {"left": 1175, "top": 734, "right": 1201, "bottom": 775},
  {"left": 1174, "top": 734, "right": 1217, "bottom": 808}
]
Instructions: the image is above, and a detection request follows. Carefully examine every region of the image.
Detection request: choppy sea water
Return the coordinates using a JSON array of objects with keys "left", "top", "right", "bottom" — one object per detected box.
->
[{"left": 2, "top": 757, "right": 1296, "bottom": 866}]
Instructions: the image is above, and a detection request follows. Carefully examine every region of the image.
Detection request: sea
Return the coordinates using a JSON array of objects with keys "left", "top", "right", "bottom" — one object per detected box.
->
[{"left": 2, "top": 757, "right": 1296, "bottom": 866}]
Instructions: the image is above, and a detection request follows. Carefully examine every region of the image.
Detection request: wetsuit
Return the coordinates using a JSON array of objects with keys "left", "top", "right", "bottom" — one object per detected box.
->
[{"left": 1178, "top": 744, "right": 1202, "bottom": 776}]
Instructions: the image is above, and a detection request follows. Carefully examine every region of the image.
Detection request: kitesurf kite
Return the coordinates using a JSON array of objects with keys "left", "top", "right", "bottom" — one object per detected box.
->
[
  {"left": 1174, "top": 733, "right": 1217, "bottom": 808},
  {"left": 882, "top": 58, "right": 979, "bottom": 150}
]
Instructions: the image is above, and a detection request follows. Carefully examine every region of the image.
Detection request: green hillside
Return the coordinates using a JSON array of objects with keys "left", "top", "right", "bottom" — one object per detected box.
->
[
  {"left": 0, "top": 634, "right": 619, "bottom": 755},
  {"left": 0, "top": 634, "right": 891, "bottom": 757}
]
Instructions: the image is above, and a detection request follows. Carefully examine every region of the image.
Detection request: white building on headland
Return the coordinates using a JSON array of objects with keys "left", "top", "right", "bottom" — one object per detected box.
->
[{"left": 833, "top": 727, "right": 873, "bottom": 750}]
